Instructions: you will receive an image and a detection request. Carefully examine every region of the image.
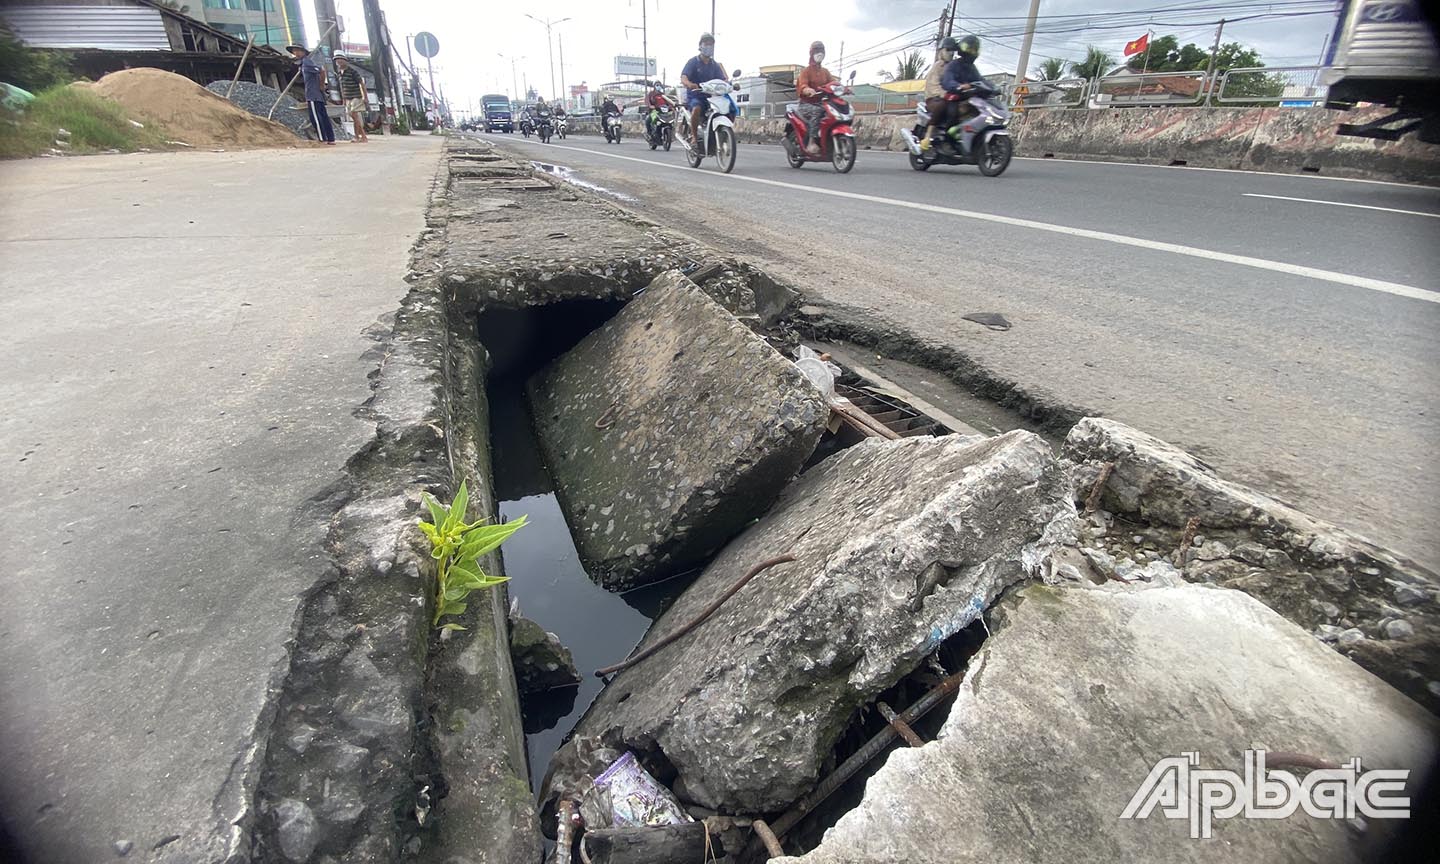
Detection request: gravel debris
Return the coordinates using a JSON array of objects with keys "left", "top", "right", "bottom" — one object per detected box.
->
[{"left": 204, "top": 80, "right": 351, "bottom": 141}]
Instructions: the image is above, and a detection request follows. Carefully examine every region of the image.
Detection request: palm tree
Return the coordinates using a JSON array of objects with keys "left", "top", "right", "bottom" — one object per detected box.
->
[
  {"left": 1070, "top": 46, "right": 1115, "bottom": 80},
  {"left": 1035, "top": 57, "right": 1067, "bottom": 81},
  {"left": 880, "top": 49, "right": 927, "bottom": 82}
]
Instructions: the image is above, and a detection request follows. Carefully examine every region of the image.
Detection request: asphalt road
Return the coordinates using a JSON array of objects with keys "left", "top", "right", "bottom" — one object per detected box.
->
[{"left": 474, "top": 130, "right": 1440, "bottom": 570}]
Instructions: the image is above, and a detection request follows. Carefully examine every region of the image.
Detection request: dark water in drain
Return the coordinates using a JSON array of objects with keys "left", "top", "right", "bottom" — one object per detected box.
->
[{"left": 489, "top": 382, "right": 685, "bottom": 789}]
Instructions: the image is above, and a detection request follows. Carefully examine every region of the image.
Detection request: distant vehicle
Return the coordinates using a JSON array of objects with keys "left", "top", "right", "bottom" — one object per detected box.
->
[
  {"left": 1323, "top": 0, "right": 1440, "bottom": 142},
  {"left": 482, "top": 94, "right": 514, "bottom": 133}
]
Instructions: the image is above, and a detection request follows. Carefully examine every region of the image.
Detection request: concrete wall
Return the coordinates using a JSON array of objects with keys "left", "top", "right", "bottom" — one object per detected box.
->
[{"left": 570, "top": 105, "right": 1439, "bottom": 185}]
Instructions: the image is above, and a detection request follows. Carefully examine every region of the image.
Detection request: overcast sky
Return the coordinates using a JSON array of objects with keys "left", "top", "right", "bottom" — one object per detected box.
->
[{"left": 301, "top": 1, "right": 1340, "bottom": 110}]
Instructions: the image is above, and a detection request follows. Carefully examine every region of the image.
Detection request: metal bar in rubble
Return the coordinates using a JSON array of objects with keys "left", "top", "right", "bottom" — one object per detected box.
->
[{"left": 769, "top": 668, "right": 968, "bottom": 839}]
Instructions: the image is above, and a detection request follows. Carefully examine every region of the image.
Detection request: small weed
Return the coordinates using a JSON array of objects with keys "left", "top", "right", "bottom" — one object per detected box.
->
[{"left": 418, "top": 480, "right": 526, "bottom": 630}]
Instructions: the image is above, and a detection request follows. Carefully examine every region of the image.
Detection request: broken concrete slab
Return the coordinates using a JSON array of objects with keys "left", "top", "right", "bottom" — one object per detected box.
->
[
  {"left": 511, "top": 614, "right": 582, "bottom": 696},
  {"left": 528, "top": 271, "right": 829, "bottom": 589},
  {"left": 544, "top": 431, "right": 1075, "bottom": 813},
  {"left": 1064, "top": 417, "right": 1440, "bottom": 713},
  {"left": 439, "top": 147, "right": 708, "bottom": 310},
  {"left": 776, "top": 582, "right": 1438, "bottom": 864}
]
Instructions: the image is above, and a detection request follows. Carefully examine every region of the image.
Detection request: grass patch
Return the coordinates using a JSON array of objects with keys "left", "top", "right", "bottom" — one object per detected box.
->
[{"left": 0, "top": 84, "right": 170, "bottom": 159}]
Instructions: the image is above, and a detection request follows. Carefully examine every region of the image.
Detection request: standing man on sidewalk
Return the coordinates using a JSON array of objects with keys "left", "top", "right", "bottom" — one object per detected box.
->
[
  {"left": 287, "top": 44, "right": 335, "bottom": 145},
  {"left": 334, "top": 53, "right": 369, "bottom": 143}
]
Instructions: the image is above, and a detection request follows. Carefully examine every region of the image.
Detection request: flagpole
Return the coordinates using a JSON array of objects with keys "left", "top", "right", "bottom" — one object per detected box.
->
[{"left": 1140, "top": 28, "right": 1153, "bottom": 75}]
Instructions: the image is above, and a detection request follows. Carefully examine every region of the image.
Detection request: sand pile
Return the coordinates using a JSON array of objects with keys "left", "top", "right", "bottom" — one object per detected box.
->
[{"left": 83, "top": 68, "right": 303, "bottom": 149}]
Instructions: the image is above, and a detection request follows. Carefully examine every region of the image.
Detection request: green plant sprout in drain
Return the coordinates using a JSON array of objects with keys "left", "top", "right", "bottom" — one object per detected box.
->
[{"left": 418, "top": 480, "right": 526, "bottom": 630}]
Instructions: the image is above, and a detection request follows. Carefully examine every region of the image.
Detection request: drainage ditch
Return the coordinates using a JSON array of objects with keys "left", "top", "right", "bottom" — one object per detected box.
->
[{"left": 460, "top": 283, "right": 1007, "bottom": 861}]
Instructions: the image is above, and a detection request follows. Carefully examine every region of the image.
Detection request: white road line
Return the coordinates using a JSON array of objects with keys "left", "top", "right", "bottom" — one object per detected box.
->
[
  {"left": 485, "top": 136, "right": 1440, "bottom": 305},
  {"left": 1013, "top": 155, "right": 1431, "bottom": 189},
  {"left": 1243, "top": 192, "right": 1440, "bottom": 219}
]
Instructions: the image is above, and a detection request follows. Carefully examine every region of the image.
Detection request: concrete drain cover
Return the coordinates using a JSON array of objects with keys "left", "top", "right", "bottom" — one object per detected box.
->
[{"left": 457, "top": 178, "right": 554, "bottom": 191}]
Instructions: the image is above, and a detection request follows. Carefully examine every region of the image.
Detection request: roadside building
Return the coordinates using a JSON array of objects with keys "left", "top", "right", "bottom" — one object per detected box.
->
[
  {"left": 194, "top": 0, "right": 305, "bottom": 49},
  {"left": 1, "top": 0, "right": 294, "bottom": 89}
]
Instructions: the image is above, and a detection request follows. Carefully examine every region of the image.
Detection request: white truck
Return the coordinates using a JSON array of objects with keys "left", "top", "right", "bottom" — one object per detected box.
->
[{"left": 1322, "top": 0, "right": 1440, "bottom": 142}]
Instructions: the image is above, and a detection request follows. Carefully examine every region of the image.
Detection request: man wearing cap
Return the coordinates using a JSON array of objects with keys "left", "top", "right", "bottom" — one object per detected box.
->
[
  {"left": 795, "top": 40, "right": 836, "bottom": 157},
  {"left": 334, "top": 53, "right": 369, "bottom": 143},
  {"left": 286, "top": 44, "right": 335, "bottom": 145},
  {"left": 679, "top": 33, "right": 727, "bottom": 149}
]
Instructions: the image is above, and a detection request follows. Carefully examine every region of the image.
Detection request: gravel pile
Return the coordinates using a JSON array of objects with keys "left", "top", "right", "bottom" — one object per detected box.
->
[{"left": 204, "top": 80, "right": 351, "bottom": 141}]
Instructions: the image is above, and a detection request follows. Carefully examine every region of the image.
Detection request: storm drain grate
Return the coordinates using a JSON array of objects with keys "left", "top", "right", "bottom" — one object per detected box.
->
[{"left": 835, "top": 383, "right": 949, "bottom": 438}]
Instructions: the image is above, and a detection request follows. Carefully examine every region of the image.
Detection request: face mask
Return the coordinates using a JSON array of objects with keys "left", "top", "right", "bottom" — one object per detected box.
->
[
  {"left": 942, "top": 50, "right": 955, "bottom": 61},
  {"left": 700, "top": 45, "right": 714, "bottom": 58},
  {"left": 812, "top": 52, "right": 825, "bottom": 63}
]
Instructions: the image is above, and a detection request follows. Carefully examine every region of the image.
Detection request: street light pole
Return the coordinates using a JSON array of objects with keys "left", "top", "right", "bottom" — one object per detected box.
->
[
  {"left": 525, "top": 14, "right": 571, "bottom": 101},
  {"left": 498, "top": 53, "right": 524, "bottom": 106}
]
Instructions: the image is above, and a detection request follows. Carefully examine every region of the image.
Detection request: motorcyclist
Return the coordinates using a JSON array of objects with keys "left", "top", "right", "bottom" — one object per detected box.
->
[
  {"left": 643, "top": 81, "right": 672, "bottom": 141},
  {"left": 940, "top": 35, "right": 992, "bottom": 141},
  {"left": 919, "top": 36, "right": 960, "bottom": 151},
  {"left": 679, "top": 32, "right": 728, "bottom": 149},
  {"left": 795, "top": 40, "right": 837, "bottom": 157}
]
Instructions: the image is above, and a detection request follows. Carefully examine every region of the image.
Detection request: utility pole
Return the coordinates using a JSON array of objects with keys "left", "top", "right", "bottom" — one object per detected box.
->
[
  {"left": 525, "top": 14, "right": 571, "bottom": 101},
  {"left": 498, "top": 53, "right": 524, "bottom": 106},
  {"left": 361, "top": 0, "right": 394, "bottom": 130},
  {"left": 711, "top": 0, "right": 716, "bottom": 36},
  {"left": 313, "top": 0, "right": 342, "bottom": 57},
  {"left": 1014, "top": 0, "right": 1043, "bottom": 85},
  {"left": 946, "top": 0, "right": 959, "bottom": 38},
  {"left": 935, "top": 6, "right": 949, "bottom": 48},
  {"left": 1203, "top": 18, "right": 1226, "bottom": 103},
  {"left": 559, "top": 32, "right": 566, "bottom": 110},
  {"left": 404, "top": 32, "right": 418, "bottom": 116}
]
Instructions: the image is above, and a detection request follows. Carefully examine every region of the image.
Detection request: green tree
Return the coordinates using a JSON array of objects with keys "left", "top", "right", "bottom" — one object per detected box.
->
[
  {"left": 0, "top": 32, "right": 73, "bottom": 92},
  {"left": 1035, "top": 57, "right": 1068, "bottom": 81},
  {"left": 880, "top": 49, "right": 927, "bottom": 82},
  {"left": 1070, "top": 46, "right": 1115, "bottom": 80}
]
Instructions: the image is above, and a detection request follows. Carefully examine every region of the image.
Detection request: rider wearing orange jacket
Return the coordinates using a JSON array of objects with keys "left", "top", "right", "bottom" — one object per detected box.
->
[{"left": 795, "top": 40, "right": 836, "bottom": 156}]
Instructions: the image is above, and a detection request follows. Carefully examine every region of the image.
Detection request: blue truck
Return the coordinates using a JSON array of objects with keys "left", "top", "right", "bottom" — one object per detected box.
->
[{"left": 482, "top": 94, "right": 514, "bottom": 133}]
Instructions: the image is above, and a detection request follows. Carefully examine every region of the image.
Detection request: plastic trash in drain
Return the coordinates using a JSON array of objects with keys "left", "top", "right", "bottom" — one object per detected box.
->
[{"left": 578, "top": 752, "right": 693, "bottom": 829}]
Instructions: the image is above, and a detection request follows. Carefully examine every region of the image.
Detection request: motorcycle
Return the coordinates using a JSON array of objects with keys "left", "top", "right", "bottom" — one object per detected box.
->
[
  {"left": 900, "top": 86, "right": 1013, "bottom": 177},
  {"left": 645, "top": 101, "right": 676, "bottom": 151},
  {"left": 784, "top": 81, "right": 856, "bottom": 173},
  {"left": 603, "top": 109, "right": 623, "bottom": 144},
  {"left": 685, "top": 75, "right": 741, "bottom": 174},
  {"left": 554, "top": 115, "right": 568, "bottom": 140},
  {"left": 519, "top": 115, "right": 534, "bottom": 138},
  {"left": 535, "top": 110, "right": 553, "bottom": 144}
]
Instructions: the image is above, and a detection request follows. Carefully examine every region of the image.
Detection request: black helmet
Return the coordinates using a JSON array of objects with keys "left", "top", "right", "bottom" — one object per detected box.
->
[
  {"left": 940, "top": 36, "right": 960, "bottom": 53},
  {"left": 957, "top": 34, "right": 981, "bottom": 60},
  {"left": 699, "top": 32, "right": 715, "bottom": 46}
]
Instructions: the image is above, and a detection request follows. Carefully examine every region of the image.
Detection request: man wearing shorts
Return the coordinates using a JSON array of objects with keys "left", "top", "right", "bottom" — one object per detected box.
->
[{"left": 334, "top": 53, "right": 369, "bottom": 143}]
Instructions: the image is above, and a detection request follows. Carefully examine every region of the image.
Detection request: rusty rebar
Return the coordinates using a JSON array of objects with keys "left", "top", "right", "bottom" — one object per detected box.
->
[
  {"left": 556, "top": 799, "right": 578, "bottom": 864},
  {"left": 1176, "top": 515, "right": 1201, "bottom": 561},
  {"left": 752, "top": 819, "right": 785, "bottom": 858},
  {"left": 1085, "top": 461, "right": 1115, "bottom": 513},
  {"left": 595, "top": 554, "right": 797, "bottom": 678},
  {"left": 877, "top": 701, "right": 925, "bottom": 747},
  {"left": 769, "top": 668, "right": 968, "bottom": 838}
]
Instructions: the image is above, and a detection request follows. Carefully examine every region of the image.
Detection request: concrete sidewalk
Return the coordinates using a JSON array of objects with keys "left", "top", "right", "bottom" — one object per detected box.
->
[{"left": 0, "top": 136, "right": 442, "bottom": 862}]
